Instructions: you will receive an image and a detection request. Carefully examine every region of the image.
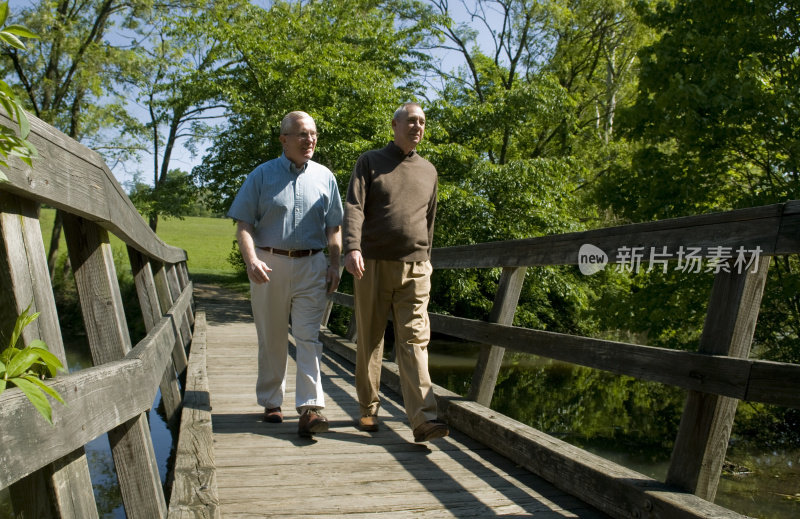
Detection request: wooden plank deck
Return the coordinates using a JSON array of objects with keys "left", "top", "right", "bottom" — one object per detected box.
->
[{"left": 194, "top": 284, "right": 607, "bottom": 518}]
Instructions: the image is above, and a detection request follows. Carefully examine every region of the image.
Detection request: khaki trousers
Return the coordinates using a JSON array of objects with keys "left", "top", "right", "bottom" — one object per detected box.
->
[
  {"left": 354, "top": 258, "right": 438, "bottom": 429},
  {"left": 250, "top": 249, "right": 327, "bottom": 412}
]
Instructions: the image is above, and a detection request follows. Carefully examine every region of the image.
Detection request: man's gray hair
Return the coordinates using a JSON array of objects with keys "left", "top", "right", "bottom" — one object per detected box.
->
[
  {"left": 393, "top": 102, "right": 423, "bottom": 120},
  {"left": 281, "top": 111, "right": 314, "bottom": 134}
]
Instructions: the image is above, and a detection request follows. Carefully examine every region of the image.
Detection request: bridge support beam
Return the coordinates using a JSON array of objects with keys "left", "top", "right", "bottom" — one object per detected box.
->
[
  {"left": 0, "top": 195, "right": 98, "bottom": 518},
  {"left": 129, "top": 247, "right": 183, "bottom": 429},
  {"left": 63, "top": 214, "right": 167, "bottom": 519},
  {"left": 467, "top": 266, "right": 527, "bottom": 407},
  {"left": 666, "top": 257, "right": 770, "bottom": 500}
]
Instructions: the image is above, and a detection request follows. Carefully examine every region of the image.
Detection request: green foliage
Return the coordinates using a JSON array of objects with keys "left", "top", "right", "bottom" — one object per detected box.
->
[
  {"left": 0, "top": 1, "right": 37, "bottom": 179},
  {"left": 592, "top": 1, "right": 800, "bottom": 364},
  {"left": 600, "top": 0, "right": 800, "bottom": 220},
  {"left": 129, "top": 169, "right": 200, "bottom": 224},
  {"left": 0, "top": 305, "right": 65, "bottom": 424},
  {"left": 0, "top": 0, "right": 146, "bottom": 147},
  {"left": 193, "top": 0, "right": 430, "bottom": 215}
]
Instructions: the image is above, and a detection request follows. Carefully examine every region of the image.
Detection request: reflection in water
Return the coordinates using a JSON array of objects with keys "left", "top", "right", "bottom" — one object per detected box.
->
[
  {"left": 0, "top": 341, "right": 173, "bottom": 519},
  {"left": 428, "top": 339, "right": 800, "bottom": 519}
]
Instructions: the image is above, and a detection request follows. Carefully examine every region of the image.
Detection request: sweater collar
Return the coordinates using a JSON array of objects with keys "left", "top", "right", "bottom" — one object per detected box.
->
[{"left": 387, "top": 141, "right": 415, "bottom": 158}]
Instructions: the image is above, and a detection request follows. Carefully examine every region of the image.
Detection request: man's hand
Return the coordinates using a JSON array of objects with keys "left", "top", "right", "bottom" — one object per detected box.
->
[
  {"left": 344, "top": 250, "right": 365, "bottom": 280},
  {"left": 247, "top": 259, "right": 272, "bottom": 284},
  {"left": 326, "top": 265, "right": 341, "bottom": 294}
]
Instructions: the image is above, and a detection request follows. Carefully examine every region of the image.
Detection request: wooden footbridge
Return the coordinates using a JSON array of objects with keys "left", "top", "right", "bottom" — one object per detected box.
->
[{"left": 2, "top": 114, "right": 800, "bottom": 518}]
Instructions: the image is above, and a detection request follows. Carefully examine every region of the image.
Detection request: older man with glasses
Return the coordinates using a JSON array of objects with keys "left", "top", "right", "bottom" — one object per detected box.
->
[{"left": 227, "top": 111, "right": 343, "bottom": 438}]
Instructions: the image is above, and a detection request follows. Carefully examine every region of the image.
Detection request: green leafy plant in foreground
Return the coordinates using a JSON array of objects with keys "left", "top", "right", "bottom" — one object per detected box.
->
[
  {"left": 0, "top": 0, "right": 38, "bottom": 183},
  {"left": 0, "top": 305, "right": 66, "bottom": 423}
]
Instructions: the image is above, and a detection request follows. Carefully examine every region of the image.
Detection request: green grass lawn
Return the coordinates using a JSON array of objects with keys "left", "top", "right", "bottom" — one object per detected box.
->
[{"left": 39, "top": 208, "right": 247, "bottom": 290}]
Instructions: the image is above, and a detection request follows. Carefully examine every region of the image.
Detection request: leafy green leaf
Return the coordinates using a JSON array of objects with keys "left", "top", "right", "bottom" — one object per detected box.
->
[
  {"left": 9, "top": 304, "right": 38, "bottom": 348},
  {"left": 0, "top": 31, "right": 25, "bottom": 50},
  {"left": 22, "top": 375, "right": 65, "bottom": 405},
  {"left": 0, "top": 2, "right": 8, "bottom": 28},
  {"left": 3, "top": 25, "right": 38, "bottom": 39},
  {"left": 10, "top": 377, "right": 52, "bottom": 423},
  {"left": 6, "top": 348, "right": 41, "bottom": 378},
  {"left": 14, "top": 102, "right": 29, "bottom": 138},
  {"left": 29, "top": 346, "right": 64, "bottom": 377}
]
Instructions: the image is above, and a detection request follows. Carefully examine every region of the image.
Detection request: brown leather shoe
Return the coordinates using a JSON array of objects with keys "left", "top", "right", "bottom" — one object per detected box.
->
[
  {"left": 298, "top": 408, "right": 329, "bottom": 437},
  {"left": 358, "top": 415, "right": 379, "bottom": 432},
  {"left": 413, "top": 420, "right": 449, "bottom": 442},
  {"left": 264, "top": 407, "right": 283, "bottom": 423}
]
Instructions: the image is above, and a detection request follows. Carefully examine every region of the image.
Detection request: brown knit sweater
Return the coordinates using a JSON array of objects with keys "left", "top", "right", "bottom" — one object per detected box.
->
[{"left": 343, "top": 142, "right": 437, "bottom": 262}]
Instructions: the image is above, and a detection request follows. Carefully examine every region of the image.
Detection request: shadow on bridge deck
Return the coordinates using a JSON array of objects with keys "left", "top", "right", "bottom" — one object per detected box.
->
[{"left": 194, "top": 283, "right": 606, "bottom": 518}]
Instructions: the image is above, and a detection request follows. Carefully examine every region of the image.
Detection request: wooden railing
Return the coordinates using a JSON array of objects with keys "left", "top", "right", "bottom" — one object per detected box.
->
[
  {"left": 0, "top": 113, "right": 194, "bottom": 518},
  {"left": 322, "top": 201, "right": 800, "bottom": 519}
]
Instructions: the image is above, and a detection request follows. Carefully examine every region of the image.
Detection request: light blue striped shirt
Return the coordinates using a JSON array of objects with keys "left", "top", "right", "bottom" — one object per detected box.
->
[{"left": 227, "top": 154, "right": 343, "bottom": 250}]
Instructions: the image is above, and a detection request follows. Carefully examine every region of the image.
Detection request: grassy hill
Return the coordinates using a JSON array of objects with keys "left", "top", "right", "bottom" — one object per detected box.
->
[{"left": 39, "top": 208, "right": 243, "bottom": 282}]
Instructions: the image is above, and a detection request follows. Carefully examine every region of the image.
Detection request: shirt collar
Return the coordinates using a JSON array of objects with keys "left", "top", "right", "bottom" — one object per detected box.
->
[{"left": 280, "top": 153, "right": 308, "bottom": 174}]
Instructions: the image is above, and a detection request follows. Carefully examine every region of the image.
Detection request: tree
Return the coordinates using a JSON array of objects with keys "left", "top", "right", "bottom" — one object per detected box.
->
[
  {"left": 417, "top": 0, "right": 652, "bottom": 333},
  {"left": 193, "top": 0, "right": 431, "bottom": 216},
  {"left": 1, "top": 0, "right": 152, "bottom": 276},
  {"left": 600, "top": 0, "right": 799, "bottom": 221},
  {"left": 125, "top": 0, "right": 232, "bottom": 231},
  {"left": 588, "top": 0, "right": 800, "bottom": 447}
]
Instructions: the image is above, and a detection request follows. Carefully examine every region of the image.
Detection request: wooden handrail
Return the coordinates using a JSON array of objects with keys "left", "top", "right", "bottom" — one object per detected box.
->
[
  {"left": 432, "top": 201, "right": 800, "bottom": 268},
  {"left": 325, "top": 199, "right": 800, "bottom": 517},
  {"left": 328, "top": 291, "right": 800, "bottom": 409},
  {"left": 0, "top": 111, "right": 194, "bottom": 518},
  {"left": 0, "top": 112, "right": 186, "bottom": 264}
]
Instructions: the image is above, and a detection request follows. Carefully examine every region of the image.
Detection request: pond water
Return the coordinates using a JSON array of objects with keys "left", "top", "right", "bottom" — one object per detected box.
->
[
  {"left": 2, "top": 339, "right": 797, "bottom": 518},
  {"left": 427, "top": 340, "right": 800, "bottom": 519},
  {"left": 0, "top": 343, "right": 173, "bottom": 519}
]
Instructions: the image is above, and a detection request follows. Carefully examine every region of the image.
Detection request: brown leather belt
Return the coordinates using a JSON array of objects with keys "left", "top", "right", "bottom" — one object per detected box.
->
[{"left": 258, "top": 246, "right": 322, "bottom": 258}]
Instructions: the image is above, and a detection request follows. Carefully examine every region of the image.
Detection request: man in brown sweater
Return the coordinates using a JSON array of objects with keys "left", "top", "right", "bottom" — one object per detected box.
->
[{"left": 343, "top": 102, "right": 449, "bottom": 443}]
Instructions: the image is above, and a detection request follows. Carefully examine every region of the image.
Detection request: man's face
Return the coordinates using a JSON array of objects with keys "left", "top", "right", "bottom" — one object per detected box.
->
[
  {"left": 280, "top": 117, "right": 318, "bottom": 167},
  {"left": 392, "top": 105, "right": 425, "bottom": 152}
]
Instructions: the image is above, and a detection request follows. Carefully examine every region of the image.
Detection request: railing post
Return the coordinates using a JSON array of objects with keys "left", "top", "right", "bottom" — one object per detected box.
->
[
  {"left": 153, "top": 261, "right": 189, "bottom": 379},
  {"left": 666, "top": 258, "right": 771, "bottom": 500},
  {"left": 128, "top": 246, "right": 183, "bottom": 428},
  {"left": 167, "top": 263, "right": 193, "bottom": 345},
  {"left": 177, "top": 261, "right": 195, "bottom": 326},
  {"left": 467, "top": 266, "right": 527, "bottom": 407},
  {"left": 0, "top": 194, "right": 98, "bottom": 518},
  {"left": 63, "top": 214, "right": 167, "bottom": 519}
]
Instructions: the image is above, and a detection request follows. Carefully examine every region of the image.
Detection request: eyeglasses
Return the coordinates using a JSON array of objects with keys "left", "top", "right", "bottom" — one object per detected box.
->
[{"left": 283, "top": 131, "right": 318, "bottom": 140}]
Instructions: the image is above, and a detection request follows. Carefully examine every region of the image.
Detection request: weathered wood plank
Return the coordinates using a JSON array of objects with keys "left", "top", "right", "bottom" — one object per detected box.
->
[
  {"left": 0, "top": 112, "right": 186, "bottom": 264},
  {"left": 0, "top": 194, "right": 98, "bottom": 518},
  {"left": 666, "top": 259, "right": 770, "bottom": 500},
  {"left": 431, "top": 202, "right": 788, "bottom": 269},
  {"left": 0, "top": 288, "right": 191, "bottom": 489},
  {"left": 426, "top": 312, "right": 800, "bottom": 408},
  {"left": 167, "top": 311, "right": 220, "bottom": 519},
  {"left": 129, "top": 247, "right": 182, "bottom": 427},
  {"left": 168, "top": 263, "right": 193, "bottom": 349},
  {"left": 64, "top": 212, "right": 166, "bottom": 519},
  {"left": 468, "top": 266, "right": 526, "bottom": 406},
  {"left": 320, "top": 330, "right": 746, "bottom": 519}
]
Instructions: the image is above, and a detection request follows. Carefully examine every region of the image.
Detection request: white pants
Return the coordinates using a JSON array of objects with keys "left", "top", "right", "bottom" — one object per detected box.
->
[{"left": 250, "top": 249, "right": 327, "bottom": 413}]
